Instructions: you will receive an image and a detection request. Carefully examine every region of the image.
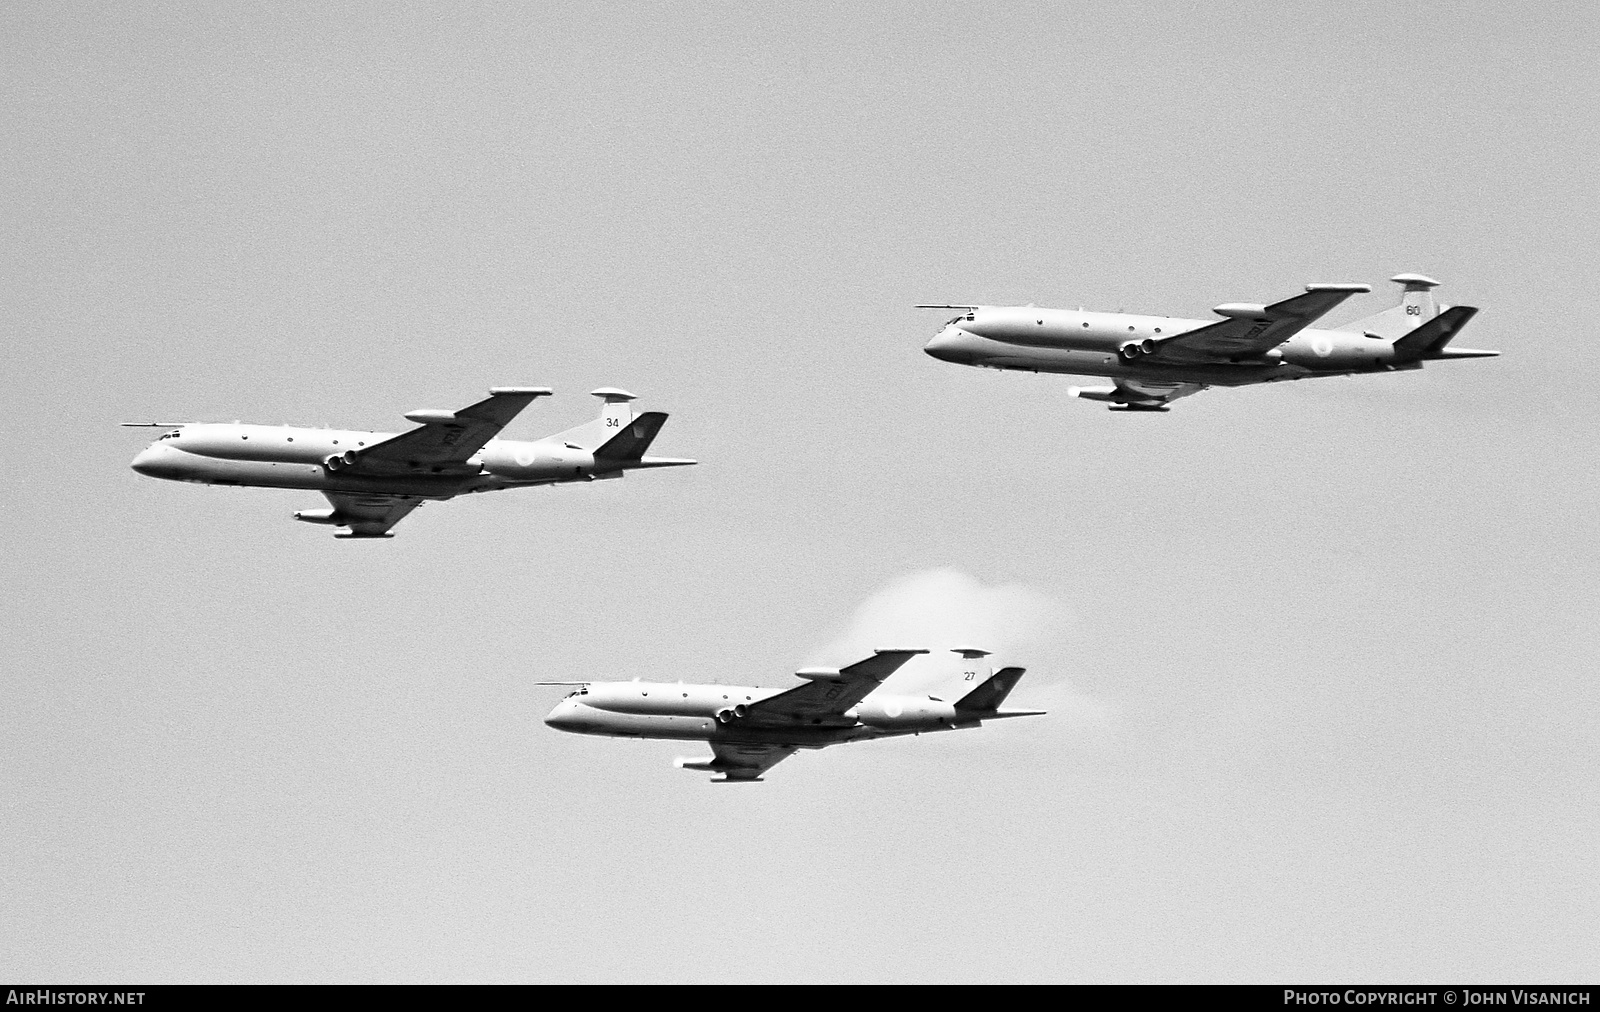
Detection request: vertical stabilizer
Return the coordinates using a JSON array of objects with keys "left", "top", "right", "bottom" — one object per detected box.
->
[
  {"left": 955, "top": 666, "right": 1028, "bottom": 712},
  {"left": 1392, "top": 273, "right": 1441, "bottom": 321},
  {"left": 951, "top": 647, "right": 993, "bottom": 689},
  {"left": 593, "top": 387, "right": 636, "bottom": 429},
  {"left": 545, "top": 388, "right": 638, "bottom": 450},
  {"left": 1336, "top": 273, "right": 1443, "bottom": 339}
]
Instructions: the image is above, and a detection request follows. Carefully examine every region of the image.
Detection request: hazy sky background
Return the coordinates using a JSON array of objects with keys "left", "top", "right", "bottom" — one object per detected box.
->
[{"left": 4, "top": 1, "right": 1597, "bottom": 983}]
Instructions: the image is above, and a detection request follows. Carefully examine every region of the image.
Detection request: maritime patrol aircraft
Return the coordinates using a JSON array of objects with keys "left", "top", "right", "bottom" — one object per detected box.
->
[
  {"left": 921, "top": 273, "right": 1497, "bottom": 411},
  {"left": 125, "top": 387, "right": 694, "bottom": 537},
  {"left": 540, "top": 648, "right": 1044, "bottom": 782}
]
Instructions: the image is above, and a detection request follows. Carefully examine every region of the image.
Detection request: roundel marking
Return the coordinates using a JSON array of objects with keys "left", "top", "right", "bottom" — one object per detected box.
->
[
  {"left": 514, "top": 446, "right": 536, "bottom": 467},
  {"left": 883, "top": 700, "right": 903, "bottom": 719},
  {"left": 1311, "top": 334, "right": 1334, "bottom": 358}
]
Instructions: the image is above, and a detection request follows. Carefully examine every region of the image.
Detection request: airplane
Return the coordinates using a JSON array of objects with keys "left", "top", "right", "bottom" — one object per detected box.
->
[
  {"left": 124, "top": 387, "right": 694, "bottom": 537},
  {"left": 920, "top": 273, "right": 1497, "bottom": 411},
  {"left": 539, "top": 647, "right": 1045, "bottom": 782}
]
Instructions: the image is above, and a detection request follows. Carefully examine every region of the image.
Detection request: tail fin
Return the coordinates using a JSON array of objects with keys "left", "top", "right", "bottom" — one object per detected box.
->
[
  {"left": 951, "top": 647, "right": 992, "bottom": 688},
  {"left": 1337, "top": 273, "right": 1443, "bottom": 340},
  {"left": 546, "top": 388, "right": 637, "bottom": 450},
  {"left": 594, "top": 412, "right": 667, "bottom": 463},
  {"left": 955, "top": 666, "right": 1027, "bottom": 711},
  {"left": 1391, "top": 305, "right": 1483, "bottom": 361}
]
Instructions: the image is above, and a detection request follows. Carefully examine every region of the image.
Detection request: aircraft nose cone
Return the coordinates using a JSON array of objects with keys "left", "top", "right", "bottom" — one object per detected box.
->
[
  {"left": 544, "top": 699, "right": 584, "bottom": 731},
  {"left": 924, "top": 325, "right": 971, "bottom": 364},
  {"left": 130, "top": 445, "right": 170, "bottom": 477}
]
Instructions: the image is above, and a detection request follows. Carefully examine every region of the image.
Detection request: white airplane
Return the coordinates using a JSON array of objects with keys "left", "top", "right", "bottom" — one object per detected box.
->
[
  {"left": 125, "top": 387, "right": 694, "bottom": 537},
  {"left": 921, "top": 273, "right": 1497, "bottom": 411},
  {"left": 540, "top": 648, "right": 1045, "bottom": 782}
]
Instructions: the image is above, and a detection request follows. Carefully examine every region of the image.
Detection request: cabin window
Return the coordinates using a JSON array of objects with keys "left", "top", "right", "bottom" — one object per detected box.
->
[{"left": 1081, "top": 322, "right": 1089, "bottom": 328}]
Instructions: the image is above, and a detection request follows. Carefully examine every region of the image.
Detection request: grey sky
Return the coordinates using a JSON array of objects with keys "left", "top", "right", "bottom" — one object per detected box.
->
[{"left": 3, "top": 1, "right": 1597, "bottom": 982}]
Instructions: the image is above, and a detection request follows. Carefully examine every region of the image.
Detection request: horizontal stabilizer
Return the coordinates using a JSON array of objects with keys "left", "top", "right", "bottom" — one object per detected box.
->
[
  {"left": 628, "top": 456, "right": 697, "bottom": 469},
  {"left": 1427, "top": 347, "right": 1499, "bottom": 360},
  {"left": 1391, "top": 305, "right": 1481, "bottom": 361}
]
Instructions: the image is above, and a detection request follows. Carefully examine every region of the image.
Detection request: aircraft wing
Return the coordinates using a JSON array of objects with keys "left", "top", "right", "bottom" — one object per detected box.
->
[
  {"left": 1072, "top": 379, "right": 1206, "bottom": 411},
  {"left": 738, "top": 649, "right": 928, "bottom": 728},
  {"left": 1146, "top": 285, "right": 1370, "bottom": 365},
  {"left": 345, "top": 387, "right": 552, "bottom": 475},
  {"left": 703, "top": 742, "right": 800, "bottom": 782},
  {"left": 321, "top": 492, "right": 424, "bottom": 538}
]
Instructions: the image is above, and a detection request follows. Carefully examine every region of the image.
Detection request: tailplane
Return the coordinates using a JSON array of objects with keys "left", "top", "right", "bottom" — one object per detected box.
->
[
  {"left": 1337, "top": 273, "right": 1443, "bottom": 340},
  {"left": 1391, "top": 306, "right": 1495, "bottom": 362},
  {"left": 593, "top": 412, "right": 696, "bottom": 470}
]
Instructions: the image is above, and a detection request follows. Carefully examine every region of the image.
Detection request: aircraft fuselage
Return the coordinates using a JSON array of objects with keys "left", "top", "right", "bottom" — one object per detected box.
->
[
  {"left": 924, "top": 307, "right": 1408, "bottom": 384},
  {"left": 131, "top": 423, "right": 606, "bottom": 499},
  {"left": 544, "top": 681, "right": 1000, "bottom": 750}
]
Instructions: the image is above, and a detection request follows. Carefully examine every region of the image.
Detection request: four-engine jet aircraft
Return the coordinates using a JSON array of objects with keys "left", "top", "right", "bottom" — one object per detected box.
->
[
  {"left": 540, "top": 648, "right": 1045, "bottom": 782},
  {"left": 125, "top": 387, "right": 694, "bottom": 537},
  {"left": 921, "top": 273, "right": 1497, "bottom": 411}
]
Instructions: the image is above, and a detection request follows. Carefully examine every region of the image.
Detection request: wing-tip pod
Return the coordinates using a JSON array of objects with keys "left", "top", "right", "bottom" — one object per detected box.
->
[
  {"left": 487, "top": 386, "right": 554, "bottom": 397},
  {"left": 1304, "top": 282, "right": 1371, "bottom": 293},
  {"left": 836, "top": 648, "right": 930, "bottom": 681},
  {"left": 675, "top": 758, "right": 765, "bottom": 783},
  {"left": 676, "top": 749, "right": 792, "bottom": 782}
]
